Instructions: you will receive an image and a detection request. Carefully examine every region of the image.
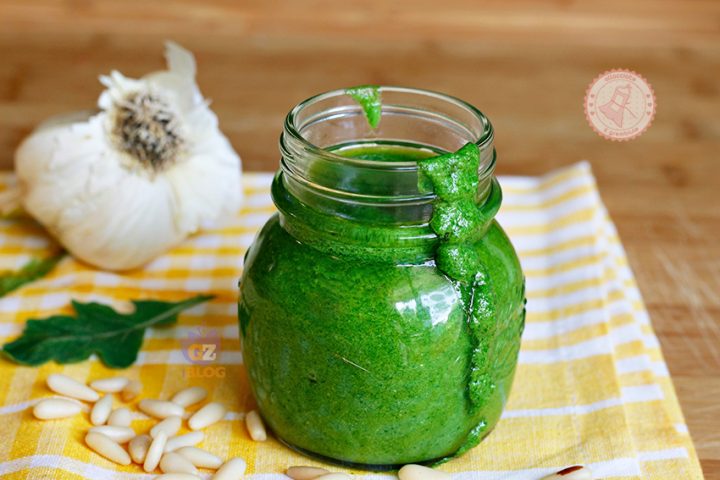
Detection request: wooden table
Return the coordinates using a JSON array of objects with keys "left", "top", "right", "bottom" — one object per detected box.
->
[{"left": 0, "top": 1, "right": 718, "bottom": 477}]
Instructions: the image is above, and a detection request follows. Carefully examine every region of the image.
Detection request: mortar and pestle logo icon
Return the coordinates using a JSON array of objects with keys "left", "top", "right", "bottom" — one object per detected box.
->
[{"left": 598, "top": 84, "right": 637, "bottom": 128}]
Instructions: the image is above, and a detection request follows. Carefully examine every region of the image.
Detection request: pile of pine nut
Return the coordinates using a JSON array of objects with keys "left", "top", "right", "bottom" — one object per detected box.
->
[
  {"left": 285, "top": 464, "right": 452, "bottom": 480},
  {"left": 284, "top": 462, "right": 592, "bottom": 480},
  {"left": 32, "top": 374, "right": 593, "bottom": 480},
  {"left": 33, "top": 373, "right": 265, "bottom": 479}
]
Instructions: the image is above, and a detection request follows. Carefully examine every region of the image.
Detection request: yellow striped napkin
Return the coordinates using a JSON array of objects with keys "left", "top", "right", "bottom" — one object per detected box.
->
[{"left": 0, "top": 162, "right": 704, "bottom": 479}]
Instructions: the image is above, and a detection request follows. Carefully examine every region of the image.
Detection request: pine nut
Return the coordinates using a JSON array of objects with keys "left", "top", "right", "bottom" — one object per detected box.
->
[
  {"left": 108, "top": 407, "right": 133, "bottom": 427},
  {"left": 91, "top": 395, "right": 113, "bottom": 426},
  {"left": 90, "top": 376, "right": 130, "bottom": 393},
  {"left": 315, "top": 475, "right": 351, "bottom": 480},
  {"left": 144, "top": 430, "right": 168, "bottom": 472},
  {"left": 245, "top": 410, "right": 267, "bottom": 441},
  {"left": 33, "top": 398, "right": 82, "bottom": 419},
  {"left": 155, "top": 474, "right": 201, "bottom": 480},
  {"left": 85, "top": 431, "right": 131, "bottom": 465},
  {"left": 212, "top": 457, "right": 247, "bottom": 480},
  {"left": 151, "top": 415, "right": 182, "bottom": 438},
  {"left": 540, "top": 466, "right": 593, "bottom": 480},
  {"left": 46, "top": 374, "right": 99, "bottom": 402},
  {"left": 160, "top": 452, "right": 199, "bottom": 475},
  {"left": 176, "top": 446, "right": 223, "bottom": 469},
  {"left": 286, "top": 466, "right": 331, "bottom": 480},
  {"left": 188, "top": 402, "right": 226, "bottom": 430},
  {"left": 164, "top": 431, "right": 204, "bottom": 453},
  {"left": 121, "top": 379, "right": 142, "bottom": 402},
  {"left": 171, "top": 386, "right": 208, "bottom": 407},
  {"left": 139, "top": 399, "right": 185, "bottom": 419},
  {"left": 89, "top": 425, "right": 135, "bottom": 444},
  {"left": 129, "top": 434, "right": 152, "bottom": 464},
  {"left": 398, "top": 464, "right": 451, "bottom": 480}
]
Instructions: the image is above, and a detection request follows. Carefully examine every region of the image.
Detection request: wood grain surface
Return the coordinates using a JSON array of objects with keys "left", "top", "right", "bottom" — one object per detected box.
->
[{"left": 0, "top": 1, "right": 718, "bottom": 477}]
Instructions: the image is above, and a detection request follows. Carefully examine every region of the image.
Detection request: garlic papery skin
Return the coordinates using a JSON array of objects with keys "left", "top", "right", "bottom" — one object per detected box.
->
[{"left": 14, "top": 42, "right": 242, "bottom": 271}]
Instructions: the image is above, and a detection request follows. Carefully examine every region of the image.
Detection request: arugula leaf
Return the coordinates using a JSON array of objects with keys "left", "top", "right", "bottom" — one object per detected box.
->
[
  {"left": 0, "top": 254, "right": 64, "bottom": 298},
  {"left": 2, "top": 294, "right": 213, "bottom": 368}
]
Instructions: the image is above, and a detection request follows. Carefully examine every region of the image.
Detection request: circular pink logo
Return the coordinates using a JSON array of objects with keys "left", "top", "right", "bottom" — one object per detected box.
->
[{"left": 584, "top": 69, "right": 656, "bottom": 141}]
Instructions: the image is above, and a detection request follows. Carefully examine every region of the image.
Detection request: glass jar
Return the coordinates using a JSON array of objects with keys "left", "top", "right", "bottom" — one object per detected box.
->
[{"left": 238, "top": 86, "right": 525, "bottom": 469}]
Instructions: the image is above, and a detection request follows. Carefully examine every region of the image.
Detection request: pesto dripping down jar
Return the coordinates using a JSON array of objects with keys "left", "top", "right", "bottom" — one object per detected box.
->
[{"left": 238, "top": 86, "right": 526, "bottom": 469}]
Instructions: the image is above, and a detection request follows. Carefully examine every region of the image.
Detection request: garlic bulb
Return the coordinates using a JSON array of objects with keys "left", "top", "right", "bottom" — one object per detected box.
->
[{"left": 14, "top": 42, "right": 242, "bottom": 270}]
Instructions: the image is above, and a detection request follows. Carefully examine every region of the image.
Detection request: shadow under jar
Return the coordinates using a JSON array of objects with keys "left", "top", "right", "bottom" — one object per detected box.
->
[{"left": 238, "top": 86, "right": 526, "bottom": 470}]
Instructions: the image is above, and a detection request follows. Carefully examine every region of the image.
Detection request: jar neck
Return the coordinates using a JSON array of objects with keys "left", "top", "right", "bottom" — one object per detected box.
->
[
  {"left": 273, "top": 173, "right": 502, "bottom": 263},
  {"left": 274, "top": 86, "right": 500, "bottom": 261}
]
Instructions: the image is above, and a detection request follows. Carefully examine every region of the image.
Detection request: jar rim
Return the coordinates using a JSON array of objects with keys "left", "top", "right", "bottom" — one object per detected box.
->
[
  {"left": 278, "top": 85, "right": 498, "bottom": 227},
  {"left": 284, "top": 85, "right": 495, "bottom": 172}
]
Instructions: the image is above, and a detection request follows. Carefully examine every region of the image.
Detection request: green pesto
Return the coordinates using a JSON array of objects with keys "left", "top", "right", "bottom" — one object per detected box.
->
[
  {"left": 238, "top": 144, "right": 526, "bottom": 469},
  {"left": 346, "top": 85, "right": 382, "bottom": 129},
  {"left": 332, "top": 142, "right": 437, "bottom": 162}
]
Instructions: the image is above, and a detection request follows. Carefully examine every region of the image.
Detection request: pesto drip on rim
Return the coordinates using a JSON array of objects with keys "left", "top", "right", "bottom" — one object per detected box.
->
[{"left": 345, "top": 85, "right": 382, "bottom": 129}]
